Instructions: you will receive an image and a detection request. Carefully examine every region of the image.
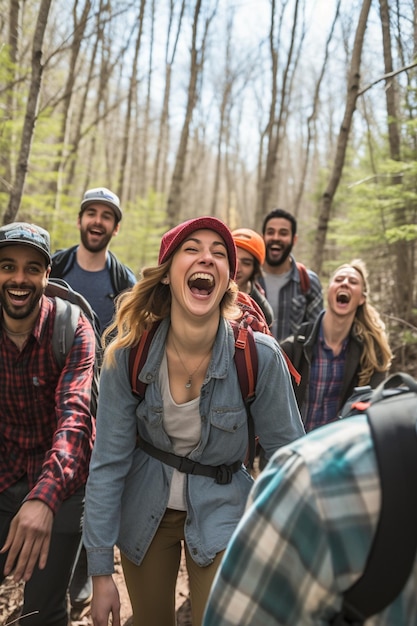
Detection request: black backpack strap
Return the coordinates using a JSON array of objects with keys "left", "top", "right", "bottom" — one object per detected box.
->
[
  {"left": 52, "top": 298, "right": 81, "bottom": 369},
  {"left": 50, "top": 246, "right": 78, "bottom": 278},
  {"left": 333, "top": 391, "right": 417, "bottom": 625},
  {"left": 108, "top": 250, "right": 135, "bottom": 294}
]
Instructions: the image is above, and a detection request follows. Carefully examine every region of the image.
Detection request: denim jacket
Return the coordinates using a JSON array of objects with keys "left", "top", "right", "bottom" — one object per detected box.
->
[{"left": 84, "top": 317, "right": 305, "bottom": 573}]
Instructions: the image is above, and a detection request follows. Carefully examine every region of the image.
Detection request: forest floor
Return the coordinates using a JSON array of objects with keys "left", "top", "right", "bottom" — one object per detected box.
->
[{"left": 0, "top": 547, "right": 192, "bottom": 626}]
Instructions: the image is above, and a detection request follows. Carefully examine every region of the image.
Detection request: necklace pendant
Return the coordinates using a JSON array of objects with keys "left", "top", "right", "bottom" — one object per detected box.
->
[{"left": 185, "top": 379, "right": 192, "bottom": 389}]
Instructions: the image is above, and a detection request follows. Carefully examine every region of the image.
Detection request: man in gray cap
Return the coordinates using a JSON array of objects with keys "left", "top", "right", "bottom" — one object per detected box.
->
[
  {"left": 50, "top": 187, "right": 136, "bottom": 331},
  {"left": 0, "top": 222, "right": 95, "bottom": 626},
  {"left": 50, "top": 187, "right": 136, "bottom": 618}
]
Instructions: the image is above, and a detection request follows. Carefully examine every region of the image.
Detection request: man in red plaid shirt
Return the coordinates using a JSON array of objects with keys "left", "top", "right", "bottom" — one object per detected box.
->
[{"left": 0, "top": 222, "right": 95, "bottom": 626}]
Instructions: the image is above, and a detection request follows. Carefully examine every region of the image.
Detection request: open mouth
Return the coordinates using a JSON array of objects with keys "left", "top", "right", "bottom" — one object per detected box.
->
[
  {"left": 188, "top": 272, "right": 215, "bottom": 295},
  {"left": 7, "top": 288, "right": 32, "bottom": 304},
  {"left": 336, "top": 291, "right": 350, "bottom": 304}
]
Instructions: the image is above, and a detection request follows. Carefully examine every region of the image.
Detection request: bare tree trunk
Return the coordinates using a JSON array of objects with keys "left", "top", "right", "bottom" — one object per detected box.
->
[
  {"left": 1, "top": 0, "right": 20, "bottom": 194},
  {"left": 139, "top": 0, "right": 155, "bottom": 197},
  {"left": 81, "top": 7, "right": 131, "bottom": 191},
  {"left": 210, "top": 13, "right": 234, "bottom": 217},
  {"left": 117, "top": 0, "right": 146, "bottom": 200},
  {"left": 312, "top": 0, "right": 372, "bottom": 273},
  {"left": 153, "top": 0, "right": 186, "bottom": 194},
  {"left": 259, "top": 0, "right": 302, "bottom": 216},
  {"left": 166, "top": 0, "right": 215, "bottom": 226},
  {"left": 65, "top": 3, "right": 102, "bottom": 188},
  {"left": 65, "top": 1, "right": 128, "bottom": 188},
  {"left": 51, "top": 0, "right": 92, "bottom": 209},
  {"left": 380, "top": 0, "right": 413, "bottom": 321},
  {"left": 4, "top": 0, "right": 52, "bottom": 224},
  {"left": 293, "top": 0, "right": 341, "bottom": 218}
]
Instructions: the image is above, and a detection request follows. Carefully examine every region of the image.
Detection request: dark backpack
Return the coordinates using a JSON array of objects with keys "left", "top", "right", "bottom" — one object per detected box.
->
[
  {"left": 331, "top": 373, "right": 417, "bottom": 625},
  {"left": 129, "top": 291, "right": 300, "bottom": 470},
  {"left": 296, "top": 261, "right": 310, "bottom": 295},
  {"left": 46, "top": 278, "right": 102, "bottom": 417}
]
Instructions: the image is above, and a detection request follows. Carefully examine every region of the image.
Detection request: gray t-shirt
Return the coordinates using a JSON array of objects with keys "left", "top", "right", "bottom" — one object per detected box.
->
[
  {"left": 263, "top": 270, "right": 291, "bottom": 338},
  {"left": 63, "top": 260, "right": 115, "bottom": 330}
]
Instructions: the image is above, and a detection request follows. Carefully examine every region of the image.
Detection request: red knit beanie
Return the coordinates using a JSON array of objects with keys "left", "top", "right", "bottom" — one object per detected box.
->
[{"left": 159, "top": 216, "right": 237, "bottom": 278}]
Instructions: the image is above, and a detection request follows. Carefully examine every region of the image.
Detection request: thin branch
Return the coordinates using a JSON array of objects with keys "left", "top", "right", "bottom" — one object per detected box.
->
[{"left": 358, "top": 60, "right": 417, "bottom": 96}]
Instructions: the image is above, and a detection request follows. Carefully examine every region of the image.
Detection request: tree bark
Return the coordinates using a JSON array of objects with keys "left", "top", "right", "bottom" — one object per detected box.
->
[
  {"left": 166, "top": 0, "right": 214, "bottom": 227},
  {"left": 1, "top": 0, "right": 20, "bottom": 194},
  {"left": 293, "top": 0, "right": 341, "bottom": 218},
  {"left": 117, "top": 0, "right": 146, "bottom": 200},
  {"left": 312, "top": 0, "right": 372, "bottom": 273},
  {"left": 4, "top": 0, "right": 52, "bottom": 224},
  {"left": 258, "top": 0, "right": 302, "bottom": 217},
  {"left": 51, "top": 0, "right": 92, "bottom": 209},
  {"left": 152, "top": 0, "right": 185, "bottom": 194},
  {"left": 380, "top": 0, "right": 413, "bottom": 321}
]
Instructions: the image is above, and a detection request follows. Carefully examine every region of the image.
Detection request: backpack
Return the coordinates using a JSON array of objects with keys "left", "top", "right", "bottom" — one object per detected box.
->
[
  {"left": 46, "top": 278, "right": 102, "bottom": 417},
  {"left": 129, "top": 291, "right": 300, "bottom": 471},
  {"left": 296, "top": 261, "right": 310, "bottom": 295},
  {"left": 331, "top": 373, "right": 417, "bottom": 625},
  {"left": 50, "top": 245, "right": 134, "bottom": 297}
]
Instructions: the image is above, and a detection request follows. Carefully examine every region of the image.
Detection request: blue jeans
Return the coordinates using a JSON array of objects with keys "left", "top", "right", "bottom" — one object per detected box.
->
[{"left": 0, "top": 476, "right": 85, "bottom": 626}]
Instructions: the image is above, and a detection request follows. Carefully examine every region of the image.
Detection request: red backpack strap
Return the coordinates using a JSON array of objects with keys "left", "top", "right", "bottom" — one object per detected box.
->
[
  {"left": 231, "top": 321, "right": 257, "bottom": 401},
  {"left": 281, "top": 350, "right": 301, "bottom": 386},
  {"left": 129, "top": 321, "right": 161, "bottom": 399},
  {"left": 231, "top": 320, "right": 258, "bottom": 469},
  {"left": 296, "top": 262, "right": 311, "bottom": 295}
]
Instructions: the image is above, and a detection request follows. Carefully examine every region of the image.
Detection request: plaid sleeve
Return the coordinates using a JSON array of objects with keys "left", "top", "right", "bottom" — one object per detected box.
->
[
  {"left": 26, "top": 313, "right": 95, "bottom": 513},
  {"left": 305, "top": 270, "right": 323, "bottom": 324},
  {"left": 203, "top": 449, "right": 336, "bottom": 626}
]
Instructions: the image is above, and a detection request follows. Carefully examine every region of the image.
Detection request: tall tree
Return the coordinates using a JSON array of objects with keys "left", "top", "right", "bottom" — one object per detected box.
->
[
  {"left": 1, "top": 0, "right": 20, "bottom": 193},
  {"left": 4, "top": 0, "right": 52, "bottom": 224},
  {"left": 293, "top": 0, "right": 341, "bottom": 218},
  {"left": 166, "top": 0, "right": 216, "bottom": 226},
  {"left": 379, "top": 0, "right": 413, "bottom": 321},
  {"left": 258, "top": 0, "right": 304, "bottom": 218},
  {"left": 51, "top": 0, "right": 92, "bottom": 209},
  {"left": 117, "top": 0, "right": 146, "bottom": 200},
  {"left": 312, "top": 0, "right": 372, "bottom": 273},
  {"left": 152, "top": 0, "right": 186, "bottom": 194}
]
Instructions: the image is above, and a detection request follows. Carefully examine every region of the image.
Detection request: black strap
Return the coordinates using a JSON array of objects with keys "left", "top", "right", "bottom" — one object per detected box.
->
[
  {"left": 108, "top": 250, "right": 135, "bottom": 294},
  {"left": 137, "top": 439, "right": 241, "bottom": 485},
  {"left": 333, "top": 392, "right": 417, "bottom": 625}
]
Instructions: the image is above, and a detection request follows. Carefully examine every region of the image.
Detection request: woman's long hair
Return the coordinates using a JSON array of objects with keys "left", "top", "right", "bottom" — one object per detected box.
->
[
  {"left": 103, "top": 259, "right": 240, "bottom": 366},
  {"left": 333, "top": 259, "right": 392, "bottom": 385}
]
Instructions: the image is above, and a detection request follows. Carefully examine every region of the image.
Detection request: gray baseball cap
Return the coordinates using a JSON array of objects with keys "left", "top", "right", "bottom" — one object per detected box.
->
[
  {"left": 80, "top": 187, "right": 122, "bottom": 221},
  {"left": 0, "top": 222, "right": 51, "bottom": 265}
]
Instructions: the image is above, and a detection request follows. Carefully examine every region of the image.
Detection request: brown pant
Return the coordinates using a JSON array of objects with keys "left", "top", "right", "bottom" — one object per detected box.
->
[{"left": 121, "top": 508, "right": 224, "bottom": 626}]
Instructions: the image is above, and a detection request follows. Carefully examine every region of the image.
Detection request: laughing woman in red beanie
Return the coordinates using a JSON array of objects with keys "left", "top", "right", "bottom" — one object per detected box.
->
[{"left": 83, "top": 216, "right": 305, "bottom": 626}]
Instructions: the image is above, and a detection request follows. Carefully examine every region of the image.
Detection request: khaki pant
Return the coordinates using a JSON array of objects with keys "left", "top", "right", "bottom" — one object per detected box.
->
[{"left": 121, "top": 508, "right": 224, "bottom": 626}]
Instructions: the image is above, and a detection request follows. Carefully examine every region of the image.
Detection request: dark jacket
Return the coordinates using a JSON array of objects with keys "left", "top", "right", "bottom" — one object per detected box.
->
[
  {"left": 50, "top": 245, "right": 135, "bottom": 298},
  {"left": 280, "top": 311, "right": 386, "bottom": 423},
  {"left": 249, "top": 283, "right": 274, "bottom": 328}
]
